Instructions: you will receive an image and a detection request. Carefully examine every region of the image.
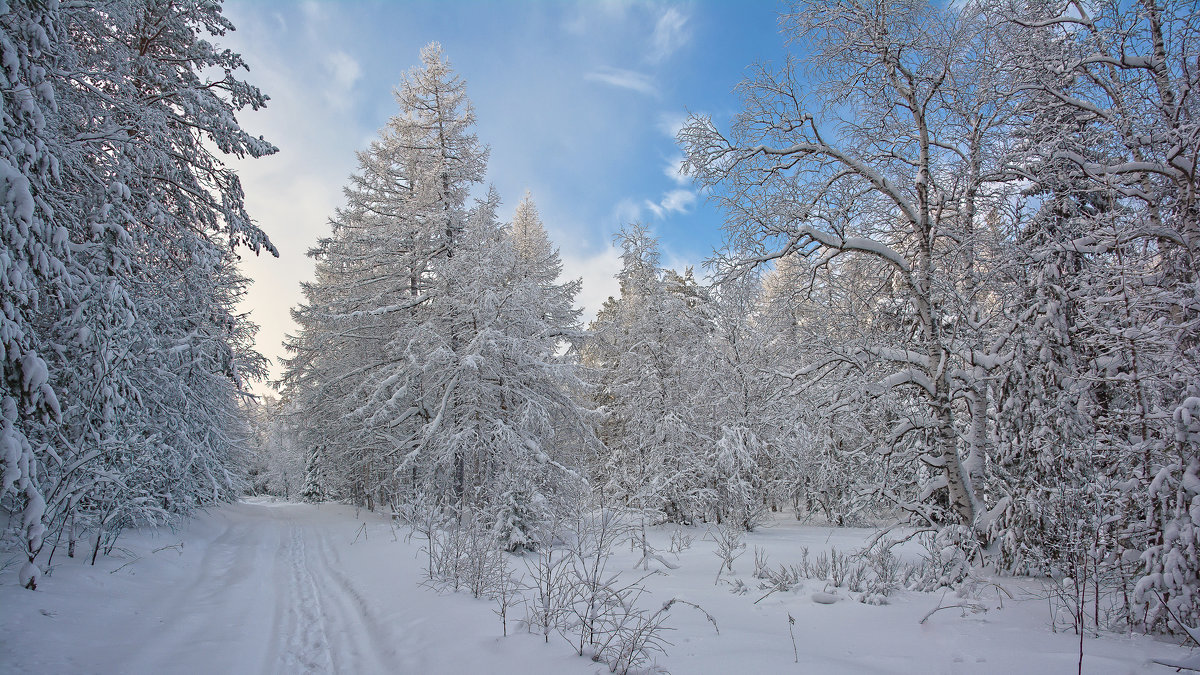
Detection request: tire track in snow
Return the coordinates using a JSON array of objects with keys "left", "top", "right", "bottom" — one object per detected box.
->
[{"left": 122, "top": 504, "right": 280, "bottom": 673}]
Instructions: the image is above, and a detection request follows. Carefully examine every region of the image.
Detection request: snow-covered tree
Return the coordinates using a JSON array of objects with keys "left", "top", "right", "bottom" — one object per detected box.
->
[
  {"left": 0, "top": 0, "right": 71, "bottom": 586},
  {"left": 983, "top": 0, "right": 1200, "bottom": 632},
  {"left": 2, "top": 0, "right": 276, "bottom": 585},
  {"left": 679, "top": 0, "right": 1199, "bottom": 637},
  {"left": 681, "top": 0, "right": 1021, "bottom": 534},
  {"left": 585, "top": 225, "right": 715, "bottom": 525},
  {"left": 283, "top": 45, "right": 592, "bottom": 530},
  {"left": 245, "top": 396, "right": 305, "bottom": 499},
  {"left": 283, "top": 42, "right": 487, "bottom": 508}
]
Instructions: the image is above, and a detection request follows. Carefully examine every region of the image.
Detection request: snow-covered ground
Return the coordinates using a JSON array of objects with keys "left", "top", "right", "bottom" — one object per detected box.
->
[{"left": 1, "top": 500, "right": 1192, "bottom": 674}]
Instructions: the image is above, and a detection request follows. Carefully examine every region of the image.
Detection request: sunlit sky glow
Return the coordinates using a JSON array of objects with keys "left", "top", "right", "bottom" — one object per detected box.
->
[{"left": 221, "top": 1, "right": 789, "bottom": 391}]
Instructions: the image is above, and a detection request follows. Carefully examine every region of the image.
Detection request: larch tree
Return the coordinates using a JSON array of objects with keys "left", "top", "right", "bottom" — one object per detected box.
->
[
  {"left": 283, "top": 45, "right": 592, "bottom": 538},
  {"left": 585, "top": 224, "right": 714, "bottom": 528},
  {"left": 283, "top": 42, "right": 487, "bottom": 508}
]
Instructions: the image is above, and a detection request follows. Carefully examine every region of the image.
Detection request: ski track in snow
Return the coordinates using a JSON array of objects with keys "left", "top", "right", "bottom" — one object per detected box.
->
[
  {"left": 271, "top": 522, "right": 417, "bottom": 674},
  {"left": 120, "top": 504, "right": 412, "bottom": 674},
  {"left": 121, "top": 504, "right": 276, "bottom": 672},
  {"left": 274, "top": 524, "right": 335, "bottom": 674}
]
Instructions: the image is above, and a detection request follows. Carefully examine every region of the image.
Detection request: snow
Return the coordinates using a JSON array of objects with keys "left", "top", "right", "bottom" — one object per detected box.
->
[{"left": 3, "top": 500, "right": 1192, "bottom": 674}]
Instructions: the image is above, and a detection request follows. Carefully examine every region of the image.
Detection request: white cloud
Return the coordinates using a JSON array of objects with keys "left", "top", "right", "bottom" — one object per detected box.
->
[
  {"left": 644, "top": 188, "right": 696, "bottom": 219},
  {"left": 584, "top": 67, "right": 657, "bottom": 96},
  {"left": 663, "top": 153, "right": 689, "bottom": 185},
  {"left": 650, "top": 7, "right": 690, "bottom": 63},
  {"left": 324, "top": 50, "right": 362, "bottom": 109},
  {"left": 661, "top": 189, "right": 695, "bottom": 212},
  {"left": 656, "top": 112, "right": 688, "bottom": 139},
  {"left": 560, "top": 244, "right": 622, "bottom": 325},
  {"left": 612, "top": 198, "right": 644, "bottom": 225}
]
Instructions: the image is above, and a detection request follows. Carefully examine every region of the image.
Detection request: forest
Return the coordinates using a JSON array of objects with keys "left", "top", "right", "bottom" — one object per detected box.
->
[{"left": 1, "top": 0, "right": 1198, "bottom": 662}]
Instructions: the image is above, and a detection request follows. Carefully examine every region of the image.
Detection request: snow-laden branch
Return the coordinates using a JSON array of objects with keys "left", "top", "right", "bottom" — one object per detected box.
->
[{"left": 878, "top": 368, "right": 936, "bottom": 397}]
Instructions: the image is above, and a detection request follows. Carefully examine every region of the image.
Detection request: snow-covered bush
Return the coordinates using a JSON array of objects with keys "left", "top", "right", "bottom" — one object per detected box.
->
[
  {"left": 906, "top": 529, "right": 976, "bottom": 593},
  {"left": 522, "top": 524, "right": 574, "bottom": 644},
  {"left": 425, "top": 513, "right": 506, "bottom": 599},
  {"left": 561, "top": 508, "right": 633, "bottom": 656},
  {"left": 750, "top": 542, "right": 906, "bottom": 605},
  {"left": 710, "top": 521, "right": 746, "bottom": 584}
]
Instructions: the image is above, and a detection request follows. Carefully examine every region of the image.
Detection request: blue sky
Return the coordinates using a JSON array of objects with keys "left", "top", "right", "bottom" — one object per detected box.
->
[{"left": 221, "top": 1, "right": 790, "bottom": 389}]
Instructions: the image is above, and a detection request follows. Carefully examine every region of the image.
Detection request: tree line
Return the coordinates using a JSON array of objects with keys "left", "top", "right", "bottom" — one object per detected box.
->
[
  {"left": 2, "top": 0, "right": 1196, "bottom": 642},
  {"left": 276, "top": 0, "right": 1200, "bottom": 636},
  {"left": 0, "top": 0, "right": 273, "bottom": 589}
]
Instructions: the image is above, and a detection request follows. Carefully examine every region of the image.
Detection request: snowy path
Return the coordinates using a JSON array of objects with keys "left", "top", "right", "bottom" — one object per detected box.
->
[
  {"left": 0, "top": 501, "right": 583, "bottom": 674},
  {"left": 120, "top": 503, "right": 283, "bottom": 672},
  {"left": 2, "top": 500, "right": 1194, "bottom": 674},
  {"left": 266, "top": 521, "right": 414, "bottom": 673},
  {"left": 117, "top": 504, "right": 409, "bottom": 674}
]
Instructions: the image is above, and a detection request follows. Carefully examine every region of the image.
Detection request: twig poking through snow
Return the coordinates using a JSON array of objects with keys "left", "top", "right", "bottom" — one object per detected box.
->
[
  {"left": 351, "top": 522, "right": 368, "bottom": 545},
  {"left": 788, "top": 614, "right": 798, "bottom": 663},
  {"left": 919, "top": 590, "right": 987, "bottom": 624},
  {"left": 152, "top": 542, "right": 184, "bottom": 556},
  {"left": 109, "top": 557, "right": 141, "bottom": 575},
  {"left": 663, "top": 598, "right": 720, "bottom": 635}
]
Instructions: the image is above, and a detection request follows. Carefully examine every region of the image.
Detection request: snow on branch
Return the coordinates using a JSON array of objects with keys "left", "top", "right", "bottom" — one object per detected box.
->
[{"left": 877, "top": 368, "right": 936, "bottom": 397}]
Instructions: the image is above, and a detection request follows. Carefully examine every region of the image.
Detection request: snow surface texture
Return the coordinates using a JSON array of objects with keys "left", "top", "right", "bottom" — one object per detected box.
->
[{"left": 1, "top": 500, "right": 1190, "bottom": 674}]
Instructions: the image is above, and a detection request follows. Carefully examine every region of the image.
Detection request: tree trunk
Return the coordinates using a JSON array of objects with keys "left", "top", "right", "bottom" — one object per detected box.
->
[{"left": 68, "top": 512, "right": 76, "bottom": 558}]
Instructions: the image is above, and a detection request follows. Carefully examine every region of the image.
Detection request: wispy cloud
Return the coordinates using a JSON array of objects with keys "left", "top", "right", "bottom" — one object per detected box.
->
[
  {"left": 563, "top": 0, "right": 634, "bottom": 35},
  {"left": 324, "top": 50, "right": 361, "bottom": 109},
  {"left": 663, "top": 154, "right": 689, "bottom": 186},
  {"left": 584, "top": 67, "right": 657, "bottom": 96},
  {"left": 656, "top": 112, "right": 689, "bottom": 139},
  {"left": 657, "top": 112, "right": 692, "bottom": 187},
  {"left": 299, "top": 0, "right": 325, "bottom": 39},
  {"left": 660, "top": 189, "right": 696, "bottom": 213},
  {"left": 650, "top": 7, "right": 690, "bottom": 63},
  {"left": 561, "top": 244, "right": 622, "bottom": 325},
  {"left": 613, "top": 197, "right": 644, "bottom": 225},
  {"left": 644, "top": 188, "right": 696, "bottom": 219}
]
